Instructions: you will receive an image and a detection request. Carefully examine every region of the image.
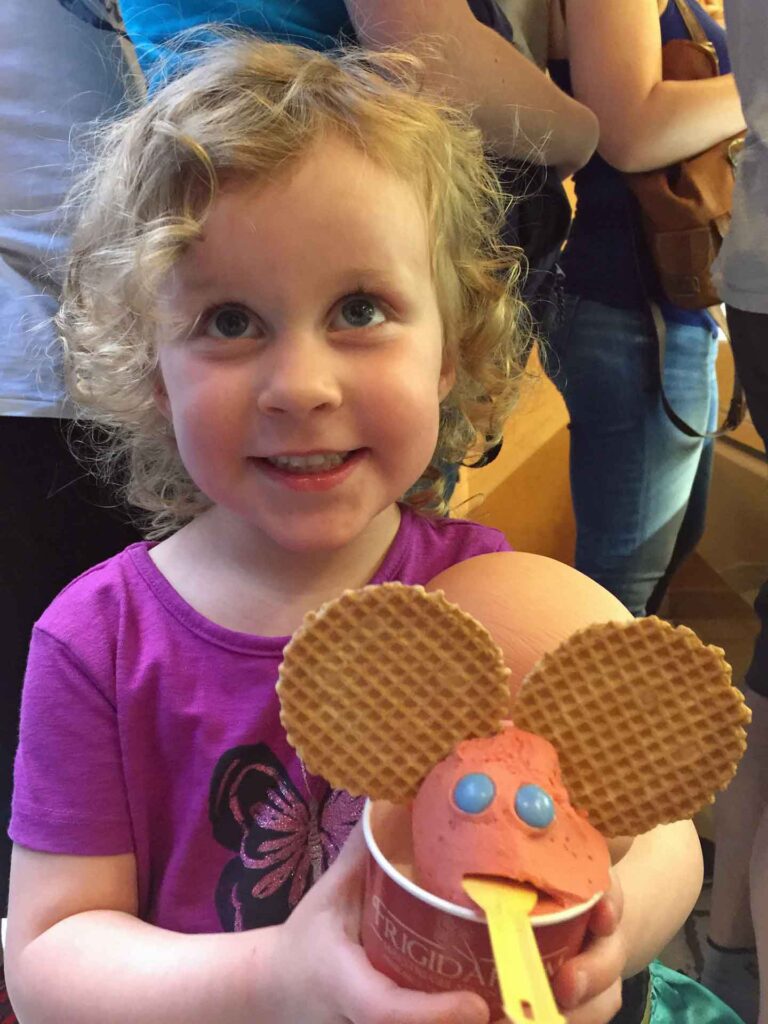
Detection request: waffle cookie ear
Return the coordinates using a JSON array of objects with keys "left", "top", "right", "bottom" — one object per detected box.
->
[
  {"left": 277, "top": 583, "right": 510, "bottom": 801},
  {"left": 513, "top": 616, "right": 751, "bottom": 838}
]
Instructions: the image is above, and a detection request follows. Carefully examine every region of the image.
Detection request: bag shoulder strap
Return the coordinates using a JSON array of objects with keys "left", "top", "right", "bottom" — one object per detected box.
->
[
  {"left": 650, "top": 300, "right": 746, "bottom": 438},
  {"left": 672, "top": 0, "right": 709, "bottom": 45}
]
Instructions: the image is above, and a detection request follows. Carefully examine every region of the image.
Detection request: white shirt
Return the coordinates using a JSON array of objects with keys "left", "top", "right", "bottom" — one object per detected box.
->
[
  {"left": 0, "top": 0, "right": 128, "bottom": 415},
  {"left": 713, "top": 0, "right": 768, "bottom": 314}
]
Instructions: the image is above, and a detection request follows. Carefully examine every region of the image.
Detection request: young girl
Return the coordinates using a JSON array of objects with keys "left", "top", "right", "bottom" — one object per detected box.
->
[{"left": 6, "top": 36, "right": 701, "bottom": 1024}]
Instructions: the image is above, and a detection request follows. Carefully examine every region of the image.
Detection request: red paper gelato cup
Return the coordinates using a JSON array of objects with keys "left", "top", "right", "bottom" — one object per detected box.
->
[{"left": 361, "top": 800, "right": 600, "bottom": 1023}]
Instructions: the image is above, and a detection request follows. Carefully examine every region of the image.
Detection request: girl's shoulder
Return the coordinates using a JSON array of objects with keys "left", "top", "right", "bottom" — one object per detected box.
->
[
  {"left": 381, "top": 506, "right": 511, "bottom": 586},
  {"left": 36, "top": 541, "right": 154, "bottom": 639},
  {"left": 411, "top": 509, "right": 510, "bottom": 549}
]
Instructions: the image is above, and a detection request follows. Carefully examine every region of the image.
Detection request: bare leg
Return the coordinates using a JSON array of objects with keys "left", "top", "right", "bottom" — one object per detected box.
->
[
  {"left": 751, "top": 801, "right": 768, "bottom": 1024},
  {"left": 710, "top": 689, "right": 768, "bottom": 945},
  {"left": 702, "top": 688, "right": 768, "bottom": 1022}
]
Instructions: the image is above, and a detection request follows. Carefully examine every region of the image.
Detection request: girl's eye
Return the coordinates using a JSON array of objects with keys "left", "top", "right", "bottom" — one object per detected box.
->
[
  {"left": 203, "top": 305, "right": 258, "bottom": 340},
  {"left": 331, "top": 294, "right": 387, "bottom": 331}
]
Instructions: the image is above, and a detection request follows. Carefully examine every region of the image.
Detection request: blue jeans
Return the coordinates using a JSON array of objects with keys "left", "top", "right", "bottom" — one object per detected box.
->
[{"left": 545, "top": 297, "right": 719, "bottom": 616}]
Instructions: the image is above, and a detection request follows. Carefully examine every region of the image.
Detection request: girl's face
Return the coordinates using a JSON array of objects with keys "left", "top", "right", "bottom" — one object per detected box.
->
[{"left": 155, "top": 136, "right": 454, "bottom": 554}]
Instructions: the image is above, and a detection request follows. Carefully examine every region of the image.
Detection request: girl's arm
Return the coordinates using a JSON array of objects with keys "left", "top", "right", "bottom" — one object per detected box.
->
[
  {"left": 5, "top": 846, "right": 276, "bottom": 1023},
  {"left": 613, "top": 818, "right": 703, "bottom": 976},
  {"left": 344, "top": 0, "right": 599, "bottom": 177},
  {"left": 6, "top": 830, "right": 488, "bottom": 1024},
  {"left": 561, "top": 0, "right": 745, "bottom": 172}
]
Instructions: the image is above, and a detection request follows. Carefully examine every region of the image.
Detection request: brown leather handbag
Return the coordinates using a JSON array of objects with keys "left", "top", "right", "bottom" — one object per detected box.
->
[{"left": 625, "top": 0, "right": 744, "bottom": 310}]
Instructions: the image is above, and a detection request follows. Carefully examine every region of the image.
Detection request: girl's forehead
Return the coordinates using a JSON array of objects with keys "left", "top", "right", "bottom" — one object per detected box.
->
[
  {"left": 203, "top": 146, "right": 427, "bottom": 249},
  {"left": 215, "top": 134, "right": 426, "bottom": 212},
  {"left": 160, "top": 138, "right": 437, "bottom": 306}
]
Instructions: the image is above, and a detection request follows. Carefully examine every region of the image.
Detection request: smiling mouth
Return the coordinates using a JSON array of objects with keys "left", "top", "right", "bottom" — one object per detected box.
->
[{"left": 262, "top": 451, "right": 357, "bottom": 474}]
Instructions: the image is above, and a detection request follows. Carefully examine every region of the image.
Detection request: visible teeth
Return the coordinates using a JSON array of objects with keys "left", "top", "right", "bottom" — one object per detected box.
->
[{"left": 268, "top": 452, "right": 347, "bottom": 472}]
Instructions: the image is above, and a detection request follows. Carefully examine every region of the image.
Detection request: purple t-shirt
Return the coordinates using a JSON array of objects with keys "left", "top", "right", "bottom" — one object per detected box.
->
[{"left": 11, "top": 506, "right": 509, "bottom": 934}]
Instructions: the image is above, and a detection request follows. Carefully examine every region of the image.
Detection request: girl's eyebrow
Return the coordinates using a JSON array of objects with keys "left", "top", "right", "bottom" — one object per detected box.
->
[
  {"left": 174, "top": 266, "right": 408, "bottom": 300},
  {"left": 332, "top": 267, "right": 415, "bottom": 296},
  {"left": 347, "top": 268, "right": 404, "bottom": 285},
  {"left": 171, "top": 268, "right": 219, "bottom": 294}
]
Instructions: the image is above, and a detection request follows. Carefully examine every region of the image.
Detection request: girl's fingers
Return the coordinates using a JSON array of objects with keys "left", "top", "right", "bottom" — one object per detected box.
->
[
  {"left": 553, "top": 873, "right": 626, "bottom": 1014},
  {"left": 334, "top": 940, "right": 490, "bottom": 1024},
  {"left": 564, "top": 979, "right": 623, "bottom": 1024},
  {"left": 304, "top": 822, "right": 368, "bottom": 922},
  {"left": 309, "top": 838, "right": 489, "bottom": 1024},
  {"left": 585, "top": 887, "right": 621, "bottom": 939},
  {"left": 551, "top": 931, "right": 627, "bottom": 1010},
  {"left": 321, "top": 822, "right": 368, "bottom": 886},
  {"left": 352, "top": 971, "right": 490, "bottom": 1024},
  {"left": 315, "top": 824, "right": 564, "bottom": 1024}
]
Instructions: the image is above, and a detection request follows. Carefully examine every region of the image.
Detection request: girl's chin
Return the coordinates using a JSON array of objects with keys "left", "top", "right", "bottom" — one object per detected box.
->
[{"left": 253, "top": 505, "right": 399, "bottom": 557}]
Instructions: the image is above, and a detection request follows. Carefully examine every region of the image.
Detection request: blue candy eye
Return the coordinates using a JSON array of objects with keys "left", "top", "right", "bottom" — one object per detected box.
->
[
  {"left": 453, "top": 773, "right": 496, "bottom": 814},
  {"left": 515, "top": 784, "right": 555, "bottom": 829}
]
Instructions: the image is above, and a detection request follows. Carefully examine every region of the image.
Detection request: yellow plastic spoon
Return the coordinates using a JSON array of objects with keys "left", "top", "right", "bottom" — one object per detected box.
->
[{"left": 462, "top": 876, "right": 566, "bottom": 1024}]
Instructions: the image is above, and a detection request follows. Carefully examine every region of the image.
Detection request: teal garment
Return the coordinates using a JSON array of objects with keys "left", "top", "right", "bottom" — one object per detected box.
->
[
  {"left": 648, "top": 962, "right": 745, "bottom": 1024},
  {"left": 119, "top": 0, "right": 354, "bottom": 78}
]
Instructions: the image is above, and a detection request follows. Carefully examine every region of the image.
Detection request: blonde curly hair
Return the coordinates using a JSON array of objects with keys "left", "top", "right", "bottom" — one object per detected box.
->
[{"left": 60, "top": 33, "right": 531, "bottom": 535}]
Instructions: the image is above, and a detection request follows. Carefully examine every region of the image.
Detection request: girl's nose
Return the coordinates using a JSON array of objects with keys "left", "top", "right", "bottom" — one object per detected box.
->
[{"left": 256, "top": 334, "right": 343, "bottom": 416}]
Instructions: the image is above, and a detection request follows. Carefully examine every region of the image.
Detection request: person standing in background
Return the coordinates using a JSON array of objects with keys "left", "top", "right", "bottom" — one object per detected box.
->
[
  {"left": 494, "top": 0, "right": 551, "bottom": 67},
  {"left": 700, "top": 1, "right": 768, "bottom": 1020},
  {"left": 118, "top": 0, "right": 598, "bottom": 180},
  {"left": 701, "top": 0, "right": 725, "bottom": 22},
  {"left": 545, "top": 0, "right": 746, "bottom": 619},
  {"left": 0, "top": 0, "right": 140, "bottom": 919}
]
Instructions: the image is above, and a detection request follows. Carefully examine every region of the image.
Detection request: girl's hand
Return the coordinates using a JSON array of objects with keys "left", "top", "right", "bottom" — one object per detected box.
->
[
  {"left": 269, "top": 824, "right": 490, "bottom": 1024},
  {"left": 551, "top": 876, "right": 628, "bottom": 1024}
]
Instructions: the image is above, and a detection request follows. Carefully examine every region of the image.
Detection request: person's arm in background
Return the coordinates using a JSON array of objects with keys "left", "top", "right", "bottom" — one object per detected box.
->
[
  {"left": 558, "top": 0, "right": 745, "bottom": 172},
  {"left": 344, "top": 0, "right": 599, "bottom": 178}
]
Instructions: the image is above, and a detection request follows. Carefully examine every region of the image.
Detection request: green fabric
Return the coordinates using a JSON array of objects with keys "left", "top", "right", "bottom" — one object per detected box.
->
[{"left": 648, "top": 961, "right": 746, "bottom": 1024}]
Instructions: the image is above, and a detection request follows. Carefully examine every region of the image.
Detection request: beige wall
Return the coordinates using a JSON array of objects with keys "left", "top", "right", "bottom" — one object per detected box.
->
[{"left": 452, "top": 346, "right": 576, "bottom": 562}]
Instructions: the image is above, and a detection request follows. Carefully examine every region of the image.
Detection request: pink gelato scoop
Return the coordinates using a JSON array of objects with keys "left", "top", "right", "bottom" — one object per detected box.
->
[{"left": 412, "top": 722, "right": 611, "bottom": 911}]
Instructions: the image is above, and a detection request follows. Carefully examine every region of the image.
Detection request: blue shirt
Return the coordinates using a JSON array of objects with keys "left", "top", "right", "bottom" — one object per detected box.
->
[{"left": 120, "top": 0, "right": 355, "bottom": 78}]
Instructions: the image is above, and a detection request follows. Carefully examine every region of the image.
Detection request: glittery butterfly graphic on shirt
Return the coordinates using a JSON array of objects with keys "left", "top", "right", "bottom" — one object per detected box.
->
[{"left": 209, "top": 743, "right": 363, "bottom": 931}]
